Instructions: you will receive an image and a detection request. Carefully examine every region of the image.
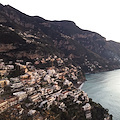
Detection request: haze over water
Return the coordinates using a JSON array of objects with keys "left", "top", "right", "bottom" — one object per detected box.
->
[{"left": 82, "top": 69, "right": 120, "bottom": 120}]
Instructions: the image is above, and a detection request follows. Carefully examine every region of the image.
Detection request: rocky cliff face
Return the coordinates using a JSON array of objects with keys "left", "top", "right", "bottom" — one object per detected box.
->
[{"left": 0, "top": 3, "right": 120, "bottom": 73}]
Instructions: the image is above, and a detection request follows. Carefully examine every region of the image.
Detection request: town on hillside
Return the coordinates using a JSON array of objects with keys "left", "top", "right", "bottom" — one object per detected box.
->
[{"left": 0, "top": 56, "right": 111, "bottom": 120}]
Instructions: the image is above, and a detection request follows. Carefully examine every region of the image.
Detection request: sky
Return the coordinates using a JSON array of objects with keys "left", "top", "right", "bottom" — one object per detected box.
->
[{"left": 0, "top": 0, "right": 120, "bottom": 42}]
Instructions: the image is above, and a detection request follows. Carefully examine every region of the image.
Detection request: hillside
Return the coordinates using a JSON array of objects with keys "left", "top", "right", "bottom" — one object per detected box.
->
[
  {"left": 0, "top": 3, "right": 114, "bottom": 120},
  {"left": 0, "top": 3, "right": 120, "bottom": 73},
  {"left": 0, "top": 56, "right": 112, "bottom": 120}
]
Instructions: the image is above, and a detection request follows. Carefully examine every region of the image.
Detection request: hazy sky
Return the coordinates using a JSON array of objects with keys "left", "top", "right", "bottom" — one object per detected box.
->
[{"left": 0, "top": 0, "right": 120, "bottom": 42}]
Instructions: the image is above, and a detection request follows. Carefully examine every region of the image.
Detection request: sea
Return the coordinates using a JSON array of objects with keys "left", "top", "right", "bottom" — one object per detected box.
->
[{"left": 82, "top": 69, "right": 120, "bottom": 120}]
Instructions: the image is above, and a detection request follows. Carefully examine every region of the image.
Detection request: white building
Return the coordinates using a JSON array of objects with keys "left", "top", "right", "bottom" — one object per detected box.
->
[
  {"left": 47, "top": 69, "right": 56, "bottom": 77},
  {"left": 28, "top": 110, "right": 36, "bottom": 115},
  {"left": 63, "top": 79, "right": 73, "bottom": 86},
  {"left": 13, "top": 91, "right": 27, "bottom": 101},
  {"left": 26, "top": 87, "right": 35, "bottom": 94},
  {"left": 11, "top": 82, "right": 23, "bottom": 89},
  {"left": 6, "top": 65, "right": 14, "bottom": 70},
  {"left": 10, "top": 77, "right": 20, "bottom": 83},
  {"left": 59, "top": 102, "right": 66, "bottom": 111},
  {"left": 44, "top": 75, "right": 51, "bottom": 83},
  {"left": 82, "top": 103, "right": 91, "bottom": 111}
]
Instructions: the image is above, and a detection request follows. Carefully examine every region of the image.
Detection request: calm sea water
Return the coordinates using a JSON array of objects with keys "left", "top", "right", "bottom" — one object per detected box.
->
[{"left": 82, "top": 69, "right": 120, "bottom": 120}]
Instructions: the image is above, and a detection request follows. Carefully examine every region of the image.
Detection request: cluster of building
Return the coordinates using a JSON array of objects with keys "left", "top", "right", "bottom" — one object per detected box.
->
[
  {"left": 0, "top": 56, "right": 110, "bottom": 119},
  {"left": 83, "top": 56, "right": 103, "bottom": 72}
]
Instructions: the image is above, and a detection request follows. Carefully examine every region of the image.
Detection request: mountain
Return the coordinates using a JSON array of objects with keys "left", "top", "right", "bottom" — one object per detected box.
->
[{"left": 0, "top": 3, "right": 120, "bottom": 73}]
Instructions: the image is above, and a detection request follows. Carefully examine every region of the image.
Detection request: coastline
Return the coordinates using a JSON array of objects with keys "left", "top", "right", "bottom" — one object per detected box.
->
[{"left": 79, "top": 82, "right": 84, "bottom": 90}]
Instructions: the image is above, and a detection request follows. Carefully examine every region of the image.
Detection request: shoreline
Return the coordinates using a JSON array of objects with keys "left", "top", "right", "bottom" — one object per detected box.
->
[{"left": 78, "top": 82, "right": 84, "bottom": 90}]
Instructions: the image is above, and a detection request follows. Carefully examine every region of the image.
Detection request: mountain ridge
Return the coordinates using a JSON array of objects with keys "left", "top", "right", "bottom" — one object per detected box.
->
[
  {"left": 0, "top": 3, "right": 120, "bottom": 73},
  {"left": 0, "top": 3, "right": 114, "bottom": 120}
]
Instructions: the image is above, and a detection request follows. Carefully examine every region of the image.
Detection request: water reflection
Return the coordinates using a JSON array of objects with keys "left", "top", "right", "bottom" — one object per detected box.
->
[{"left": 82, "top": 69, "right": 120, "bottom": 120}]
